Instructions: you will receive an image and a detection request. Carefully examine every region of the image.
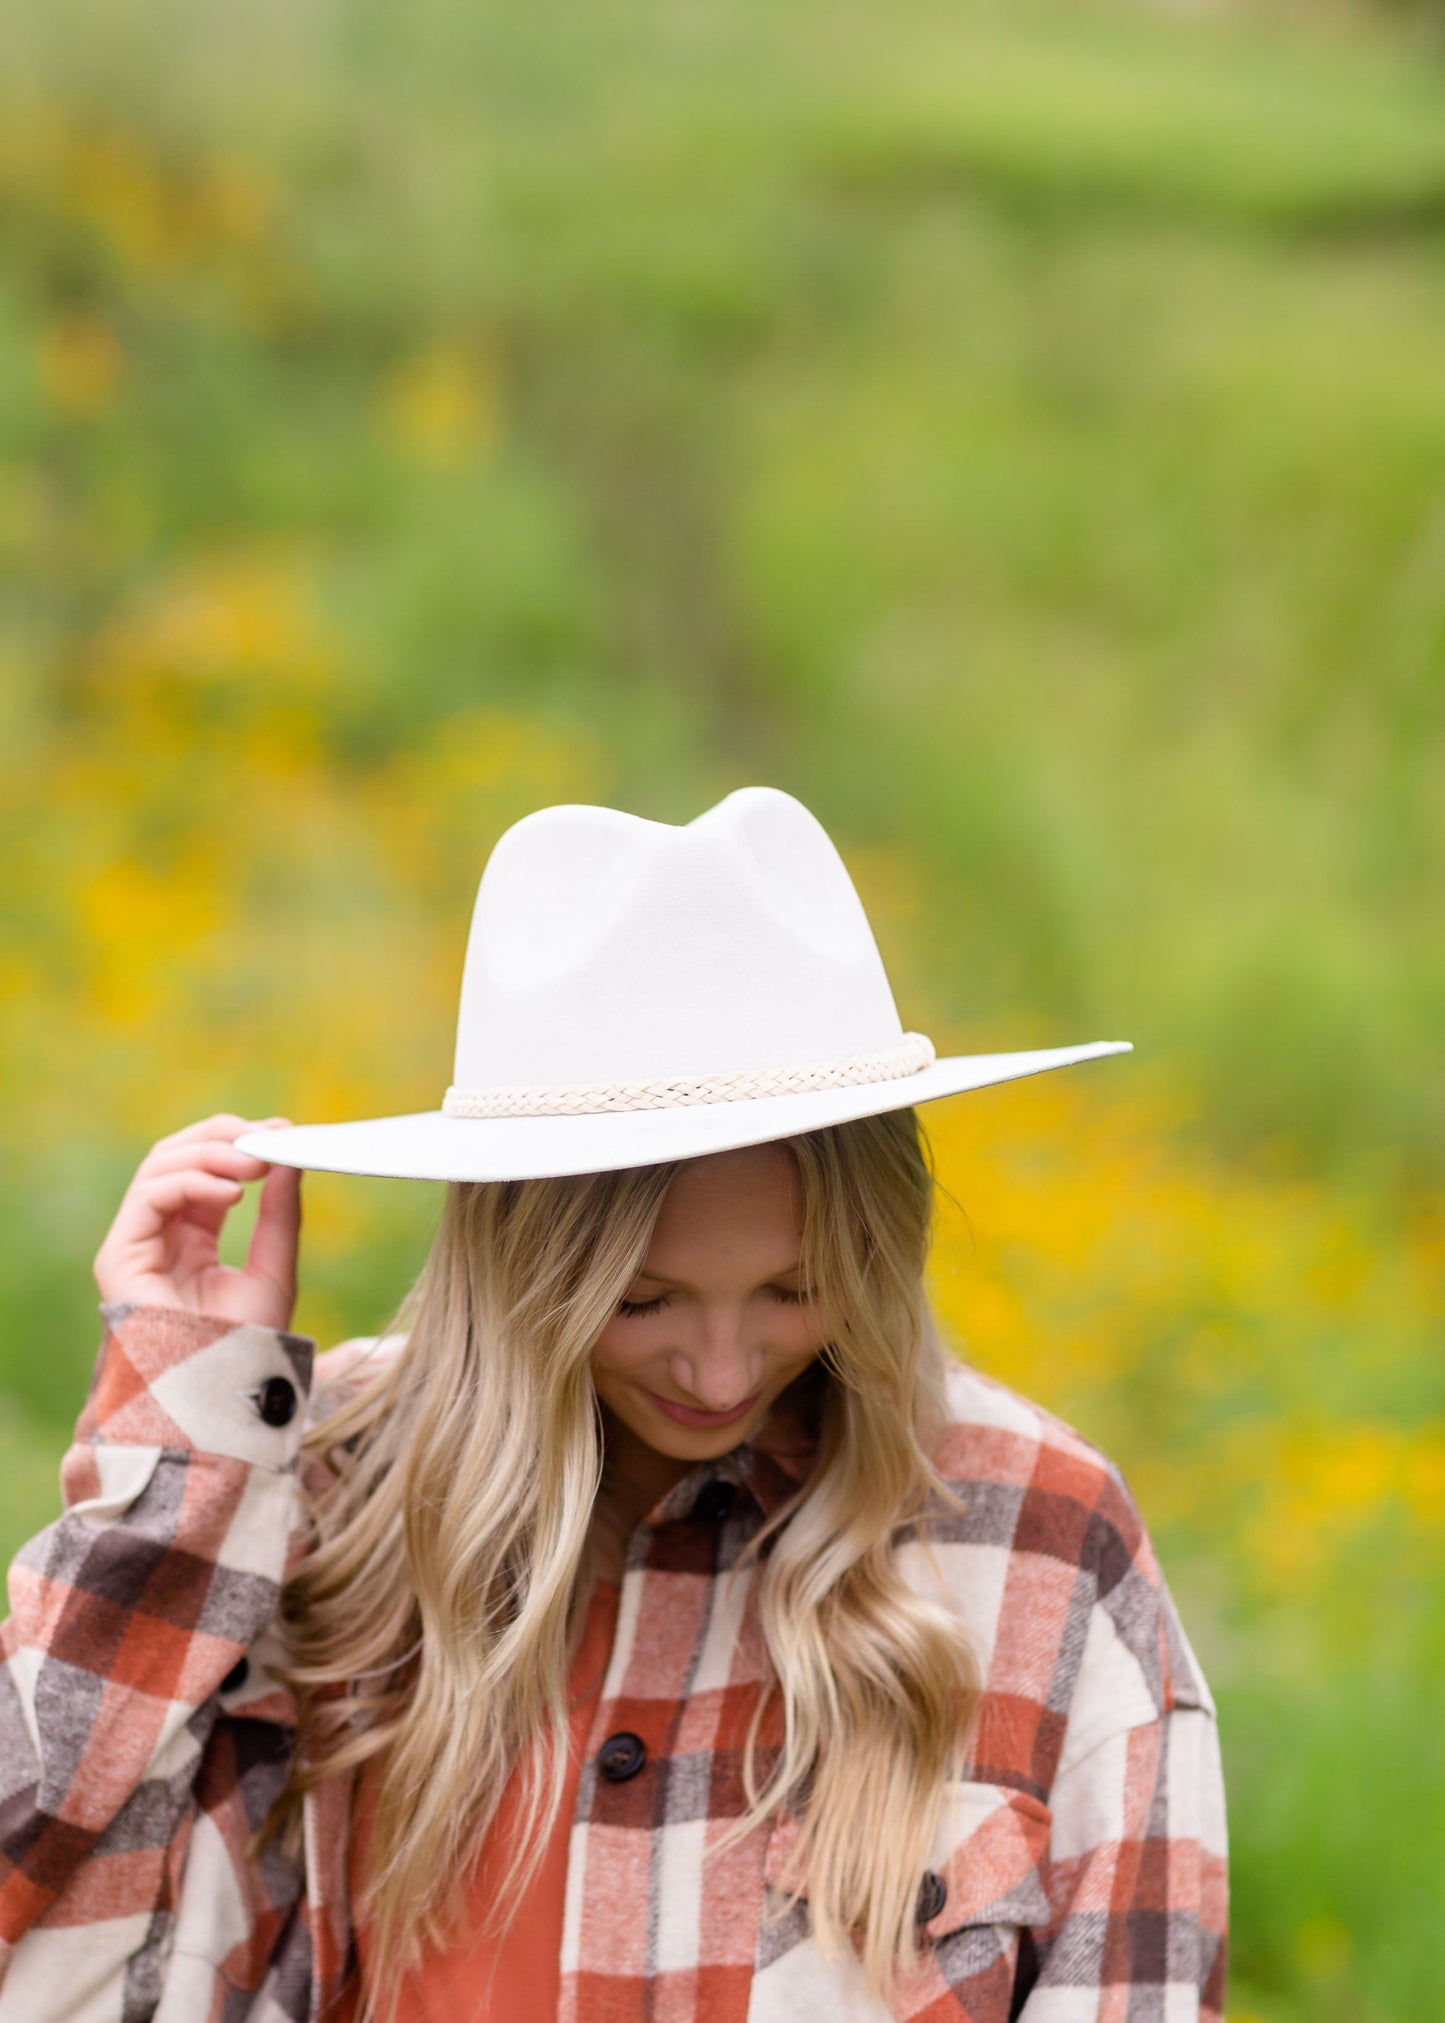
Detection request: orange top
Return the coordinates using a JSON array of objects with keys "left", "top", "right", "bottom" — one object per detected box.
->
[{"left": 348, "top": 1576, "right": 622, "bottom": 2023}]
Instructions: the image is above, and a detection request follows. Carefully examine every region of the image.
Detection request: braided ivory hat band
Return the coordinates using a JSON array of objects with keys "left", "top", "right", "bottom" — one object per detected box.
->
[{"left": 442, "top": 1031, "right": 937, "bottom": 1118}]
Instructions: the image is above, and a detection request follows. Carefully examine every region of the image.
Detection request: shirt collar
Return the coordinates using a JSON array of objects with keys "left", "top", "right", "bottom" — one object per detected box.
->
[{"left": 640, "top": 1362, "right": 828, "bottom": 1527}]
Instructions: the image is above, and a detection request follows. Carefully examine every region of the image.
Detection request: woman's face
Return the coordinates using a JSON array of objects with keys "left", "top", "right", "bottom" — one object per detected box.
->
[{"left": 590, "top": 1140, "right": 829, "bottom": 1466}]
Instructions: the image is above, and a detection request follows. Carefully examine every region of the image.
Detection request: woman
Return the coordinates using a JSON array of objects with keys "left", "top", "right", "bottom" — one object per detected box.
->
[{"left": 0, "top": 786, "right": 1227, "bottom": 2022}]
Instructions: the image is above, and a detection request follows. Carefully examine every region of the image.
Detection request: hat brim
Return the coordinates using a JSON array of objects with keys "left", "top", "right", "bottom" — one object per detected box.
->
[{"left": 231, "top": 1042, "right": 1131, "bottom": 1182}]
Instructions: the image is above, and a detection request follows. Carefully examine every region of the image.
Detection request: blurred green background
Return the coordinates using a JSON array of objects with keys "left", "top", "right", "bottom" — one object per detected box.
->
[{"left": 2, "top": 0, "right": 1442, "bottom": 2015}]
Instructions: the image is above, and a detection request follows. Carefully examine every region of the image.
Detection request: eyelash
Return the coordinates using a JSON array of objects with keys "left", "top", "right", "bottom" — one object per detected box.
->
[{"left": 615, "top": 1287, "right": 812, "bottom": 1318}]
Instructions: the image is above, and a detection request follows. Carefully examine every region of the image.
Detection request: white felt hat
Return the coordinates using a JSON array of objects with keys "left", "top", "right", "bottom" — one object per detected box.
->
[{"left": 233, "top": 786, "right": 1130, "bottom": 1182}]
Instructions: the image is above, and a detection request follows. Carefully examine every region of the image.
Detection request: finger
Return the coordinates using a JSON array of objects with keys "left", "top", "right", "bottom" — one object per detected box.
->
[
  {"left": 147, "top": 1114, "right": 292, "bottom": 1160},
  {"left": 139, "top": 1140, "right": 281, "bottom": 1184},
  {"left": 247, "top": 1162, "right": 301, "bottom": 1292},
  {"left": 108, "top": 1171, "right": 244, "bottom": 1247},
  {"left": 149, "top": 1113, "right": 260, "bottom": 1152},
  {"left": 236, "top": 1118, "right": 295, "bottom": 1163}
]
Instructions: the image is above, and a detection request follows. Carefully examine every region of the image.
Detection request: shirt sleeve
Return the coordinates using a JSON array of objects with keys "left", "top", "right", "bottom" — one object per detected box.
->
[
  {"left": 1017, "top": 1638, "right": 1229, "bottom": 2019},
  {"left": 0, "top": 1300, "right": 316, "bottom": 1990}
]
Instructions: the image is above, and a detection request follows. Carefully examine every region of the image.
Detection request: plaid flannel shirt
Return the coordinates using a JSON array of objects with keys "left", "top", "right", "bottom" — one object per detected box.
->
[{"left": 0, "top": 1301, "right": 1226, "bottom": 2021}]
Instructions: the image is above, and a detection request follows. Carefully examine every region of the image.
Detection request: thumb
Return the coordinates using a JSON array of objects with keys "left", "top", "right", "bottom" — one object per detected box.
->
[{"left": 248, "top": 1159, "right": 302, "bottom": 1300}]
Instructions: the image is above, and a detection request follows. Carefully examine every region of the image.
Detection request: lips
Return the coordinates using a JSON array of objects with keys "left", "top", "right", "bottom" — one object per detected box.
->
[{"left": 647, "top": 1389, "right": 761, "bottom": 1428}]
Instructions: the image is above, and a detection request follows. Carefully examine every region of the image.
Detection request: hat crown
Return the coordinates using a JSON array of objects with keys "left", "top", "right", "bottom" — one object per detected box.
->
[{"left": 452, "top": 786, "right": 907, "bottom": 1091}]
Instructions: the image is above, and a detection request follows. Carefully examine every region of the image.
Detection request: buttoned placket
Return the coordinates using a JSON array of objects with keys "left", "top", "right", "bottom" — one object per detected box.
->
[
  {"left": 588, "top": 1448, "right": 755, "bottom": 1786},
  {"left": 557, "top": 1391, "right": 826, "bottom": 2023},
  {"left": 559, "top": 1455, "right": 756, "bottom": 2006},
  {"left": 566, "top": 1409, "right": 965, "bottom": 2021}
]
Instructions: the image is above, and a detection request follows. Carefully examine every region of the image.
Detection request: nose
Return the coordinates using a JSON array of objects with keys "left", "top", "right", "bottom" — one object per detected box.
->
[{"left": 670, "top": 1308, "right": 762, "bottom": 1414}]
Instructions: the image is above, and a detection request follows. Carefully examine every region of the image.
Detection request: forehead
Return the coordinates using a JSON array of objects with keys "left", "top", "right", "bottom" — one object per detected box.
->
[{"left": 640, "top": 1142, "right": 804, "bottom": 1268}]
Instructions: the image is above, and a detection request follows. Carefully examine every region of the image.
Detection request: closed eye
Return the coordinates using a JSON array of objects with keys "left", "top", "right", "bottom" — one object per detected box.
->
[{"left": 615, "top": 1285, "right": 814, "bottom": 1318}]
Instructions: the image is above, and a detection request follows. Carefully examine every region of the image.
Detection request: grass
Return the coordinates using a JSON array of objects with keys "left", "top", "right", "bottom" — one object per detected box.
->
[{"left": 2, "top": 1, "right": 1442, "bottom": 2014}]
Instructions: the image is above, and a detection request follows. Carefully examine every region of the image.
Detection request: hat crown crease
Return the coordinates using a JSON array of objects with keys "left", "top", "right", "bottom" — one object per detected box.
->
[{"left": 452, "top": 791, "right": 907, "bottom": 1094}]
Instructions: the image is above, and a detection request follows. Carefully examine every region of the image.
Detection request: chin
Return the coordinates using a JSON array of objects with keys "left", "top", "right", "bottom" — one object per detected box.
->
[{"left": 654, "top": 1419, "right": 751, "bottom": 1450}]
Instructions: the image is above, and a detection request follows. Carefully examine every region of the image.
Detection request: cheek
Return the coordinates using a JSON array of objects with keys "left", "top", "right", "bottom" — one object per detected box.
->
[
  {"left": 590, "top": 1321, "right": 648, "bottom": 1383},
  {"left": 776, "top": 1307, "right": 831, "bottom": 1364}
]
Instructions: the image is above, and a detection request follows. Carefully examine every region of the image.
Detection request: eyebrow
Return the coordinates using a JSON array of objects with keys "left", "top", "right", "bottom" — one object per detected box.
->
[{"left": 630, "top": 1262, "right": 808, "bottom": 1291}]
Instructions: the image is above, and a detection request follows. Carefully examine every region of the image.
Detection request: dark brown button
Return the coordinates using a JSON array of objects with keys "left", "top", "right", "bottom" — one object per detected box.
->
[
  {"left": 691, "top": 1480, "right": 736, "bottom": 1522},
  {"left": 916, "top": 1869, "right": 946, "bottom": 1922},
  {"left": 256, "top": 1376, "right": 298, "bottom": 1427},
  {"left": 598, "top": 1731, "right": 647, "bottom": 1782},
  {"left": 220, "top": 1656, "right": 250, "bottom": 1695}
]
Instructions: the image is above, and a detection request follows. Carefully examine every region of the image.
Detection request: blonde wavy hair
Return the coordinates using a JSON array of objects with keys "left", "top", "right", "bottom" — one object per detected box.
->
[{"left": 265, "top": 1106, "right": 980, "bottom": 2014}]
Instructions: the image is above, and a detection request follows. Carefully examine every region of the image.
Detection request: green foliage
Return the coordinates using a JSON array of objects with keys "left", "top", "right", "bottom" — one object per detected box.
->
[{"left": 2, "top": 2, "right": 1442, "bottom": 2016}]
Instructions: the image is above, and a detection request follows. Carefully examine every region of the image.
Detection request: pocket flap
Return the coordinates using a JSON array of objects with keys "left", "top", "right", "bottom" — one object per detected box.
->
[
  {"left": 64, "top": 1442, "right": 163, "bottom": 1527},
  {"left": 920, "top": 1781, "right": 1053, "bottom": 1935},
  {"left": 764, "top": 1780, "right": 1053, "bottom": 1938}
]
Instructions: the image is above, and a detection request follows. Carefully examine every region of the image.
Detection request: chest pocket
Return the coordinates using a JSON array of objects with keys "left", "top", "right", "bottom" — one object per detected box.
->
[
  {"left": 913, "top": 1780, "right": 1053, "bottom": 1935},
  {"left": 765, "top": 1780, "right": 1051, "bottom": 1929},
  {"left": 762, "top": 1780, "right": 1053, "bottom": 2020}
]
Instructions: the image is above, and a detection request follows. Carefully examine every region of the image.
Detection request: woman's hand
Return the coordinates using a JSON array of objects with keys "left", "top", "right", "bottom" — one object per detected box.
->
[{"left": 93, "top": 1114, "right": 303, "bottom": 1332}]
